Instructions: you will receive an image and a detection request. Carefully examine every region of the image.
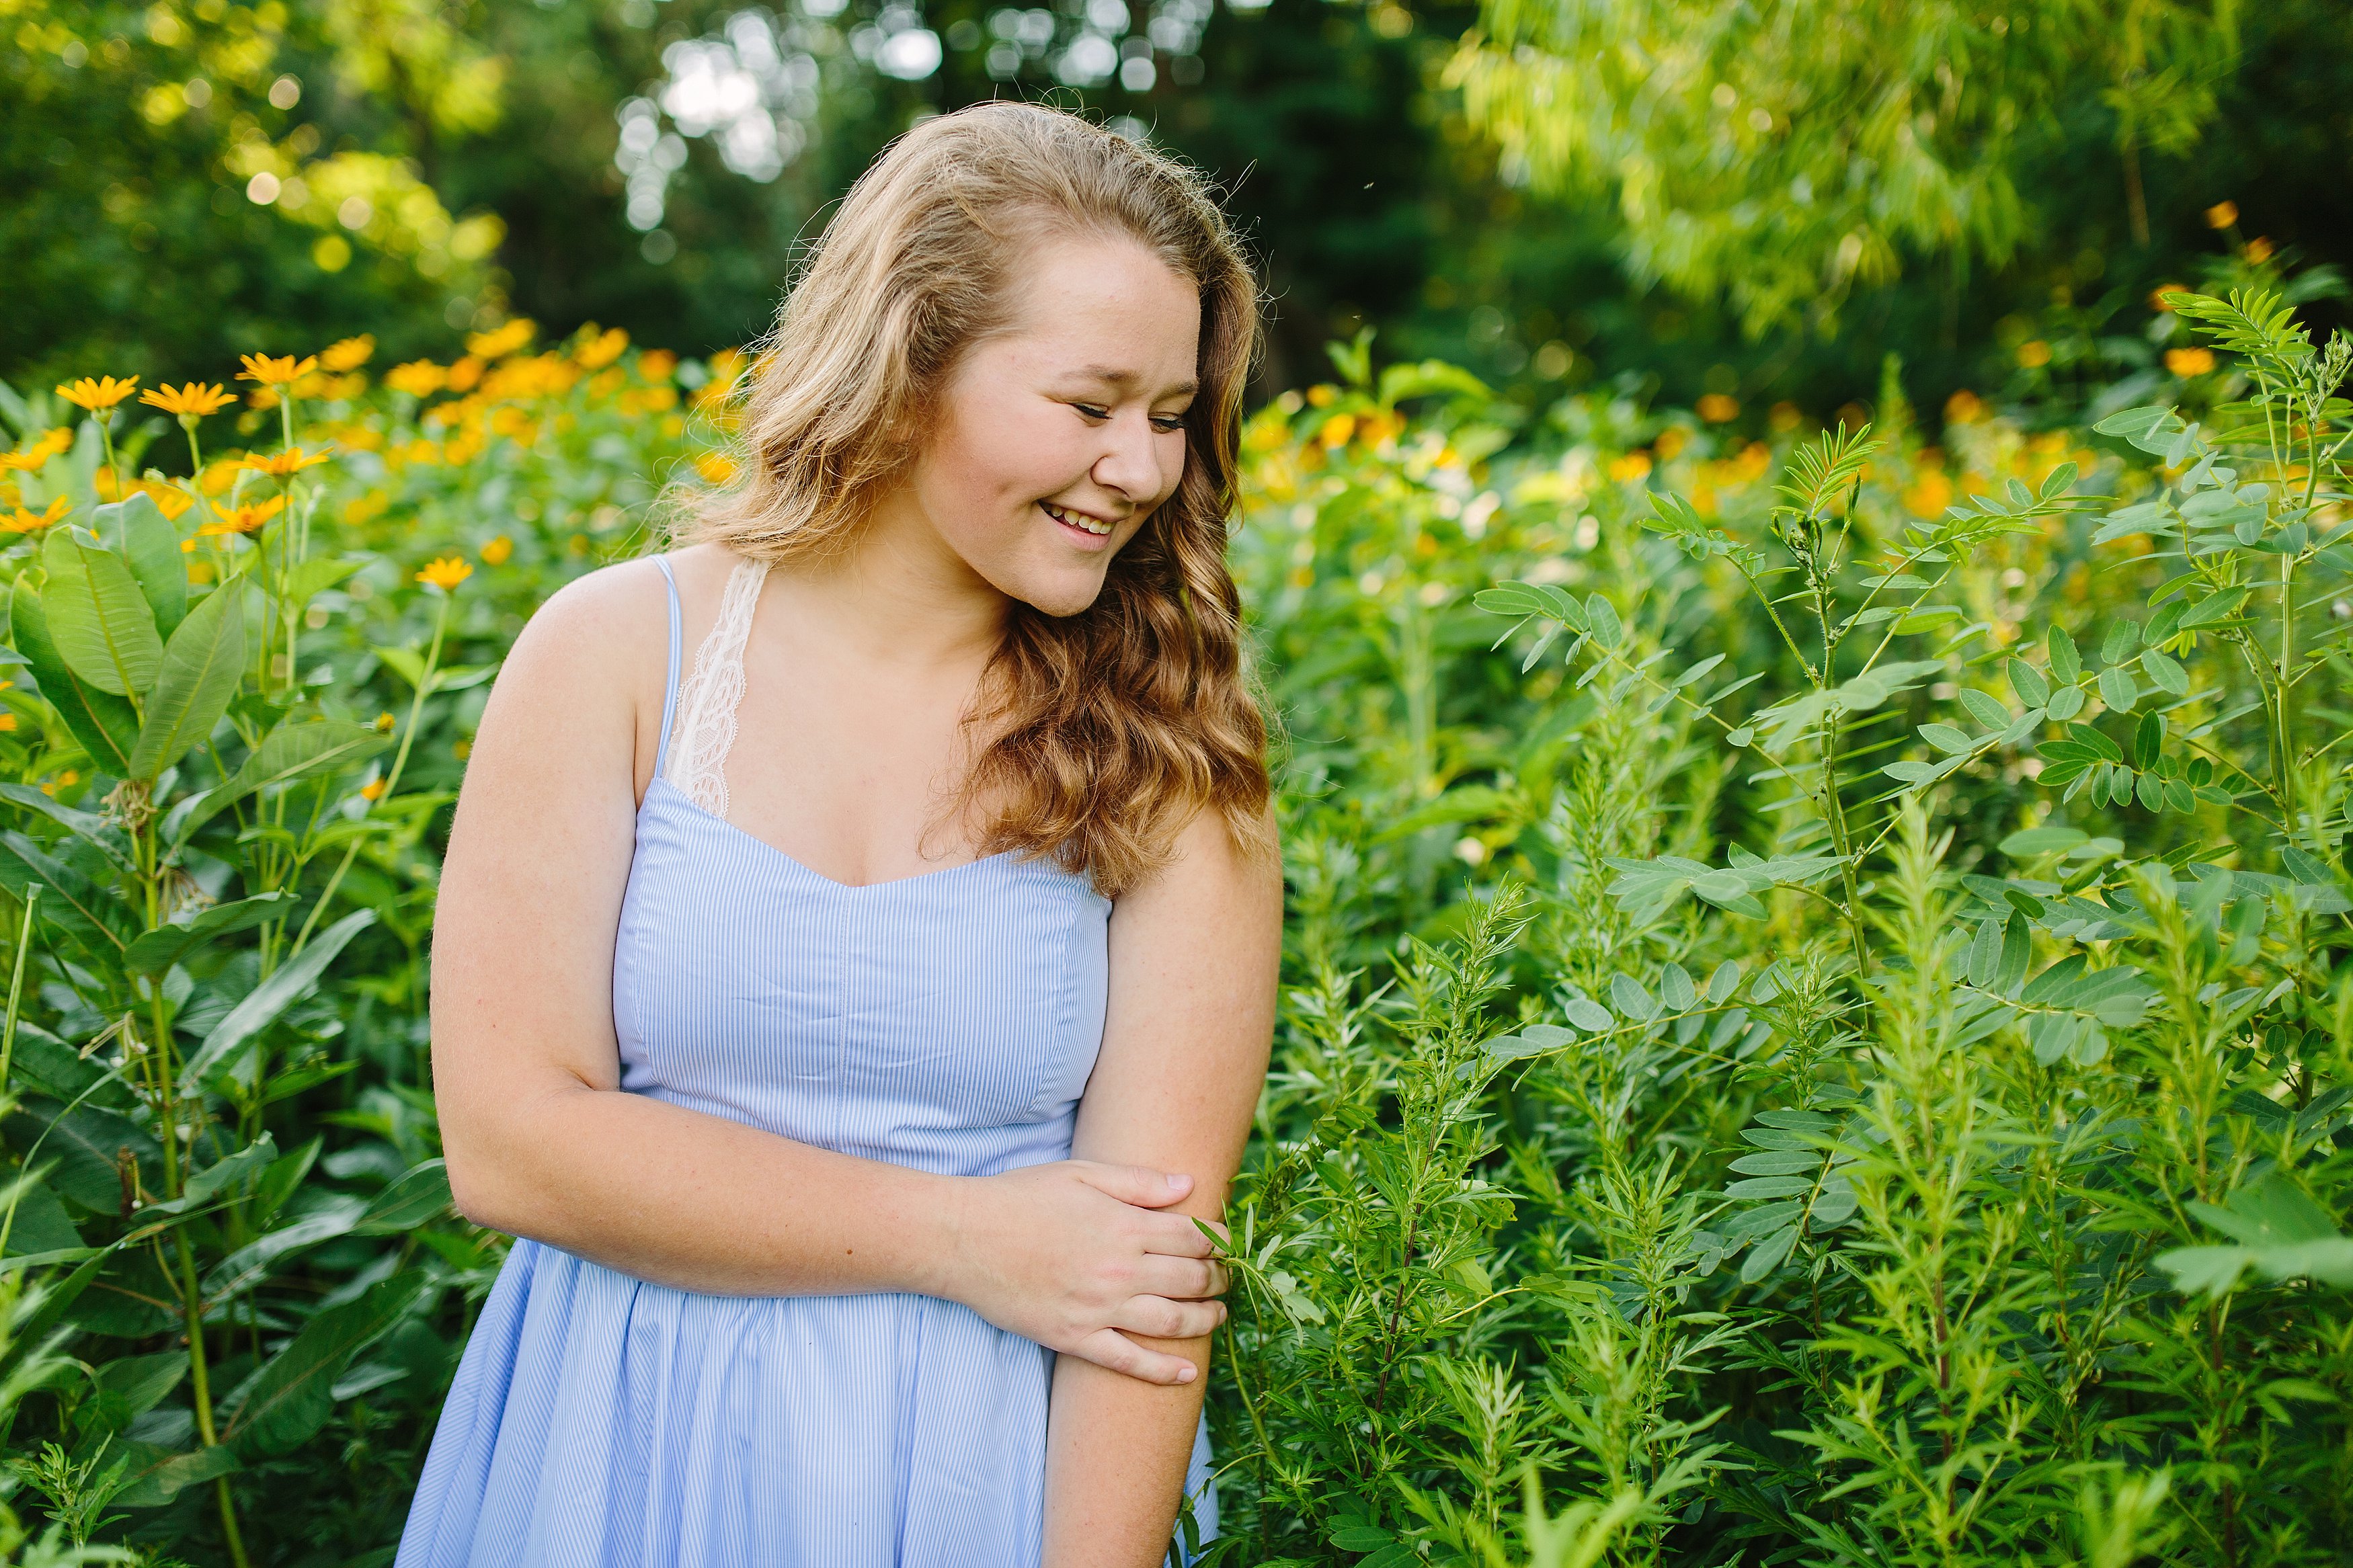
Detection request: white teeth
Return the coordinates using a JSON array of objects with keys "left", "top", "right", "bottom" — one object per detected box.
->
[{"left": 1043, "top": 501, "right": 1112, "bottom": 536}]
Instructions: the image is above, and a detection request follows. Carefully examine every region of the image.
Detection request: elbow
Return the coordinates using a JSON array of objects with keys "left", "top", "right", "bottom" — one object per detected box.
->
[{"left": 442, "top": 1145, "right": 519, "bottom": 1235}]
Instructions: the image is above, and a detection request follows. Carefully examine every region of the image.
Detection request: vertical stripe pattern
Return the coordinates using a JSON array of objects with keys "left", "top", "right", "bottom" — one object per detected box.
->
[{"left": 397, "top": 560, "right": 1217, "bottom": 1566}]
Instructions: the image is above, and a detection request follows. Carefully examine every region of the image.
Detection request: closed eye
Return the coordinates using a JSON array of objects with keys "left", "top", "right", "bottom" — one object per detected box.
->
[{"left": 1150, "top": 413, "right": 1189, "bottom": 433}]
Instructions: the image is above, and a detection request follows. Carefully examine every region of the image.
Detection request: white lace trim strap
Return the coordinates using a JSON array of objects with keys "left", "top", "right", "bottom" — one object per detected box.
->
[{"left": 664, "top": 556, "right": 770, "bottom": 819}]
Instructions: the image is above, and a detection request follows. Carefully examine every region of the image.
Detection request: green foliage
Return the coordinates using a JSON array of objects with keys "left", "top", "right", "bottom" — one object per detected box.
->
[{"left": 1450, "top": 0, "right": 2245, "bottom": 333}]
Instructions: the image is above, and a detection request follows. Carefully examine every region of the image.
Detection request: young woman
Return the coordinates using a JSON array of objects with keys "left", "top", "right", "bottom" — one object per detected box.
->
[{"left": 396, "top": 104, "right": 1281, "bottom": 1566}]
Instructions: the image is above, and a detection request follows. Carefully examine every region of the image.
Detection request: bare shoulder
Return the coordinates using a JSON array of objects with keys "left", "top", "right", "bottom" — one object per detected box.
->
[{"left": 1113, "top": 803, "right": 1283, "bottom": 927}]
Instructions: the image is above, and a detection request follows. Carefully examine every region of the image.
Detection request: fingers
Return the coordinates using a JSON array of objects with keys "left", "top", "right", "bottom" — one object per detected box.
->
[
  {"left": 1070, "top": 1327, "right": 1202, "bottom": 1387},
  {"left": 1136, "top": 1253, "right": 1228, "bottom": 1301},
  {"left": 1112, "top": 1293, "right": 1228, "bottom": 1341},
  {"left": 1072, "top": 1161, "right": 1193, "bottom": 1208}
]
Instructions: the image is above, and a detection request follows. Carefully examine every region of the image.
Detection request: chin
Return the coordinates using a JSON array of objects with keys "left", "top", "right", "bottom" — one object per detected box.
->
[{"left": 1006, "top": 567, "right": 1112, "bottom": 619}]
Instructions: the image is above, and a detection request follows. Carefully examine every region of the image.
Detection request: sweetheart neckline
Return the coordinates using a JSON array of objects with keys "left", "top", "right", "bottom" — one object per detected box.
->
[{"left": 638, "top": 774, "right": 1038, "bottom": 894}]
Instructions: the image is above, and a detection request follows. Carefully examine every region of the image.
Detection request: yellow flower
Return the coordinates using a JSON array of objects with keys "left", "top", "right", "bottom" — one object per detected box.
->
[
  {"left": 638, "top": 349, "right": 678, "bottom": 382},
  {"left": 1943, "top": 389, "right": 1984, "bottom": 425},
  {"left": 2016, "top": 339, "right": 2052, "bottom": 368},
  {"left": 1654, "top": 427, "right": 1689, "bottom": 460},
  {"left": 237, "top": 353, "right": 319, "bottom": 386},
  {"left": 1696, "top": 393, "right": 1740, "bottom": 423},
  {"left": 2, "top": 497, "right": 70, "bottom": 534},
  {"left": 1608, "top": 451, "right": 1654, "bottom": 483},
  {"left": 320, "top": 335, "right": 376, "bottom": 372},
  {"left": 575, "top": 327, "right": 629, "bottom": 370},
  {"left": 445, "top": 356, "right": 485, "bottom": 393},
  {"left": 375, "top": 712, "right": 397, "bottom": 733},
  {"left": 2245, "top": 237, "right": 2274, "bottom": 263},
  {"left": 360, "top": 778, "right": 389, "bottom": 802},
  {"left": 199, "top": 460, "right": 241, "bottom": 495},
  {"left": 1316, "top": 414, "right": 1355, "bottom": 450},
  {"left": 2149, "top": 284, "right": 2188, "bottom": 313},
  {"left": 2165, "top": 347, "right": 2217, "bottom": 377},
  {"left": 140, "top": 382, "right": 235, "bottom": 419},
  {"left": 467, "top": 319, "right": 538, "bottom": 360},
  {"left": 239, "top": 445, "right": 334, "bottom": 478},
  {"left": 2204, "top": 200, "right": 2239, "bottom": 229},
  {"left": 0, "top": 714, "right": 15, "bottom": 733},
  {"left": 198, "top": 495, "right": 286, "bottom": 536},
  {"left": 0, "top": 429, "right": 71, "bottom": 473},
  {"left": 480, "top": 534, "right": 514, "bottom": 565},
  {"left": 385, "top": 360, "right": 448, "bottom": 398},
  {"left": 694, "top": 452, "right": 737, "bottom": 485},
  {"left": 415, "top": 556, "right": 474, "bottom": 591},
  {"left": 56, "top": 376, "right": 141, "bottom": 413}
]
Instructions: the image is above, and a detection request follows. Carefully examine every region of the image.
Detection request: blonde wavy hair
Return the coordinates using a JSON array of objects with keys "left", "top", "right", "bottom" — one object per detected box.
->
[{"left": 678, "top": 101, "right": 1271, "bottom": 897}]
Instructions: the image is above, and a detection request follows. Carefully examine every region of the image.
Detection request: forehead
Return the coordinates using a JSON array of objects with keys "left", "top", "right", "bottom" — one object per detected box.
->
[{"left": 988, "top": 233, "right": 1201, "bottom": 390}]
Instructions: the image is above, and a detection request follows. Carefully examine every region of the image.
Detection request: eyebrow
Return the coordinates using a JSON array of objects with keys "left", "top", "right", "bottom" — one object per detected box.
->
[{"left": 1070, "top": 364, "right": 1199, "bottom": 399}]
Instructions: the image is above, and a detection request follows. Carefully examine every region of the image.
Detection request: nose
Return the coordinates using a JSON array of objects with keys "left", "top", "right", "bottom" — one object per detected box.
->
[{"left": 1090, "top": 409, "right": 1172, "bottom": 510}]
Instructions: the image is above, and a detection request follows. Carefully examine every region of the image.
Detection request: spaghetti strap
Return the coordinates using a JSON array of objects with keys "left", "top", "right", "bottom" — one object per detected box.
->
[{"left": 651, "top": 555, "right": 682, "bottom": 780}]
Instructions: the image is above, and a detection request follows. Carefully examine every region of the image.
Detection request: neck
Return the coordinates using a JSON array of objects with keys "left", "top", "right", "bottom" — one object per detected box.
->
[{"left": 770, "top": 487, "right": 1009, "bottom": 671}]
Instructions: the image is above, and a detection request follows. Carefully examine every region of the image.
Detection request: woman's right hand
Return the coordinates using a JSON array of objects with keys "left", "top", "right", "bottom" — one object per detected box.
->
[{"left": 941, "top": 1160, "right": 1229, "bottom": 1385}]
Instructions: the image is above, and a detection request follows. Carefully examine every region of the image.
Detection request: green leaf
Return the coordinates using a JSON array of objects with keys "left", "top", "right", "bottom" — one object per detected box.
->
[
  {"left": 1994, "top": 913, "right": 2032, "bottom": 994},
  {"left": 1740, "top": 1225, "right": 1798, "bottom": 1282},
  {"left": 2100, "top": 618, "right": 2140, "bottom": 665},
  {"left": 9, "top": 578, "right": 138, "bottom": 773},
  {"left": 1659, "top": 962, "right": 1697, "bottom": 1012},
  {"left": 2098, "top": 665, "right": 2137, "bottom": 713},
  {"left": 128, "top": 580, "right": 245, "bottom": 780},
  {"left": 92, "top": 492, "right": 187, "bottom": 638},
  {"left": 1609, "top": 973, "right": 1657, "bottom": 1022},
  {"left": 42, "top": 527, "right": 162, "bottom": 698},
  {"left": 1330, "top": 1524, "right": 1397, "bottom": 1552},
  {"left": 172, "top": 719, "right": 392, "bottom": 847},
  {"left": 2140, "top": 647, "right": 2188, "bottom": 696},
  {"left": 2179, "top": 586, "right": 2251, "bottom": 629},
  {"left": 282, "top": 556, "right": 364, "bottom": 607},
  {"left": 1966, "top": 919, "right": 2001, "bottom": 987},
  {"left": 1727, "top": 1176, "right": 1814, "bottom": 1199},
  {"left": 2007, "top": 658, "right": 2049, "bottom": 708},
  {"left": 0, "top": 780, "right": 136, "bottom": 874},
  {"left": 180, "top": 909, "right": 376, "bottom": 1091},
  {"left": 1585, "top": 593, "right": 1623, "bottom": 649},
  {"left": 2045, "top": 686, "right": 2085, "bottom": 721},
  {"left": 1919, "top": 723, "right": 1973, "bottom": 755},
  {"left": 1705, "top": 960, "right": 1743, "bottom": 1003},
  {"left": 122, "top": 892, "right": 293, "bottom": 975},
  {"left": 1959, "top": 688, "right": 2011, "bottom": 729},
  {"left": 107, "top": 1441, "right": 240, "bottom": 1510},
  {"left": 1562, "top": 997, "right": 1613, "bottom": 1032},
  {"left": 354, "top": 1159, "right": 453, "bottom": 1233},
  {"left": 224, "top": 1272, "right": 429, "bottom": 1454},
  {"left": 2046, "top": 625, "right": 2081, "bottom": 683},
  {"left": 1730, "top": 1151, "right": 1820, "bottom": 1176},
  {"left": 2001, "top": 826, "right": 2087, "bottom": 857}
]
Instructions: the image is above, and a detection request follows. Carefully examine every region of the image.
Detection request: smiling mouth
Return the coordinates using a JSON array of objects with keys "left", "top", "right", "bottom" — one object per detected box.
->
[{"left": 1040, "top": 500, "right": 1115, "bottom": 537}]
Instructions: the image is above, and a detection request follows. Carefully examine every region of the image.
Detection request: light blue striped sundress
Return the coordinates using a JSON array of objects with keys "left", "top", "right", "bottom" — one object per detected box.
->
[{"left": 396, "top": 554, "right": 1215, "bottom": 1567}]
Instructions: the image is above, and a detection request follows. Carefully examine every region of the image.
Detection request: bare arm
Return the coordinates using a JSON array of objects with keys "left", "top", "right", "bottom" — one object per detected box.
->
[
  {"left": 1042, "top": 807, "right": 1282, "bottom": 1568},
  {"left": 432, "top": 557, "right": 1224, "bottom": 1380}
]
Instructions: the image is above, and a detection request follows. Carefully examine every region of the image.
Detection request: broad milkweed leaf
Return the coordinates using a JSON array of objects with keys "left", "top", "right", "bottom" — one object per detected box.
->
[
  {"left": 171, "top": 720, "right": 392, "bottom": 848},
  {"left": 354, "top": 1160, "right": 452, "bottom": 1233},
  {"left": 42, "top": 527, "right": 161, "bottom": 698},
  {"left": 122, "top": 892, "right": 293, "bottom": 975},
  {"left": 179, "top": 909, "right": 375, "bottom": 1092},
  {"left": 223, "top": 1272, "right": 429, "bottom": 1454},
  {"left": 0, "top": 781, "right": 136, "bottom": 874},
  {"left": 10, "top": 578, "right": 138, "bottom": 773},
  {"left": 128, "top": 579, "right": 245, "bottom": 780},
  {"left": 91, "top": 492, "right": 186, "bottom": 638}
]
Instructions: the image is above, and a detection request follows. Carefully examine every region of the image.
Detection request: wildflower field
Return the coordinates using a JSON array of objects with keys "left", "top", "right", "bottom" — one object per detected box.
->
[{"left": 0, "top": 265, "right": 2349, "bottom": 1568}]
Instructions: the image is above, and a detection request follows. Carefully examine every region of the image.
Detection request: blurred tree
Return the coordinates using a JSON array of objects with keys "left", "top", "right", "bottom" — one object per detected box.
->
[{"left": 1448, "top": 0, "right": 2243, "bottom": 335}]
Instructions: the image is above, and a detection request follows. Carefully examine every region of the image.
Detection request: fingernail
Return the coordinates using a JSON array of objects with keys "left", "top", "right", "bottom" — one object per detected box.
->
[
  {"left": 1179, "top": 1366, "right": 1196, "bottom": 1382},
  {"left": 1166, "top": 1173, "right": 1191, "bottom": 1191}
]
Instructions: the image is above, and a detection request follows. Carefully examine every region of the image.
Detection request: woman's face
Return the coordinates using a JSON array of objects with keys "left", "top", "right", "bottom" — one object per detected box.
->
[{"left": 902, "top": 233, "right": 1202, "bottom": 618}]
